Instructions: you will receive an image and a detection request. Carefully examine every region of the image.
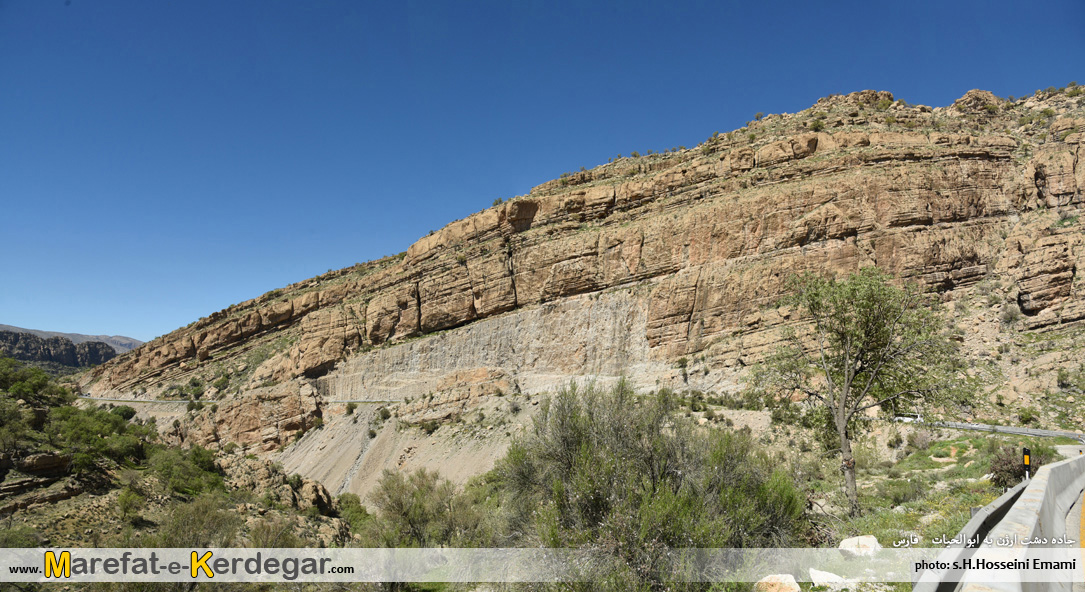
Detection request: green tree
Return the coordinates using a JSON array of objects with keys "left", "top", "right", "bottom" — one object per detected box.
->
[
  {"left": 116, "top": 488, "right": 144, "bottom": 522},
  {"left": 753, "top": 268, "right": 972, "bottom": 516}
]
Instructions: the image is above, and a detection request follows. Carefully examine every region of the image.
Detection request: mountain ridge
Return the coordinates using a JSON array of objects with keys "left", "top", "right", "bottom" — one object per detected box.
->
[
  {"left": 0, "top": 324, "right": 142, "bottom": 354},
  {"left": 77, "top": 86, "right": 1085, "bottom": 499}
]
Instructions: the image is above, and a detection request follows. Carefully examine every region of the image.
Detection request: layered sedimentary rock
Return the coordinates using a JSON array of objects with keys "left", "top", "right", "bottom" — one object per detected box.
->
[
  {"left": 0, "top": 331, "right": 116, "bottom": 368},
  {"left": 80, "top": 89, "right": 1085, "bottom": 485}
]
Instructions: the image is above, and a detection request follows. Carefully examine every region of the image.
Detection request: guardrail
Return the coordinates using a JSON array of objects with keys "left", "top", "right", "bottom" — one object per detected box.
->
[
  {"left": 929, "top": 421, "right": 1085, "bottom": 443},
  {"left": 914, "top": 454, "right": 1085, "bottom": 592},
  {"left": 959, "top": 453, "right": 1085, "bottom": 592},
  {"left": 913, "top": 481, "right": 1031, "bottom": 592}
]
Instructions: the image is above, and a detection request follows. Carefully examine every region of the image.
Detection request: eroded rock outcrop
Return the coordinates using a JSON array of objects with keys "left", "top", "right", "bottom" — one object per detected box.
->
[{"left": 81, "top": 88, "right": 1085, "bottom": 473}]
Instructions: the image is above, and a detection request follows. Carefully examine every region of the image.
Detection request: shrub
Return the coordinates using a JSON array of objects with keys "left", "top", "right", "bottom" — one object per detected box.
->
[
  {"left": 877, "top": 479, "right": 924, "bottom": 505},
  {"left": 501, "top": 381, "right": 808, "bottom": 586},
  {"left": 0, "top": 525, "right": 42, "bottom": 547},
  {"left": 248, "top": 517, "right": 303, "bottom": 548},
  {"left": 110, "top": 406, "right": 137, "bottom": 421},
  {"left": 147, "top": 493, "right": 240, "bottom": 547},
  {"left": 989, "top": 444, "right": 1052, "bottom": 488},
  {"left": 1018, "top": 407, "right": 1038, "bottom": 425},
  {"left": 363, "top": 468, "right": 489, "bottom": 547},
  {"left": 148, "top": 446, "right": 223, "bottom": 496},
  {"left": 337, "top": 493, "right": 371, "bottom": 534},
  {"left": 907, "top": 430, "right": 932, "bottom": 451},
  {"left": 378, "top": 407, "right": 392, "bottom": 421},
  {"left": 810, "top": 119, "right": 825, "bottom": 132},
  {"left": 117, "top": 487, "right": 144, "bottom": 521},
  {"left": 47, "top": 406, "right": 155, "bottom": 472},
  {"left": 346, "top": 402, "right": 358, "bottom": 415},
  {"left": 367, "top": 429, "right": 377, "bottom": 439},
  {"left": 1001, "top": 303, "right": 1023, "bottom": 325}
]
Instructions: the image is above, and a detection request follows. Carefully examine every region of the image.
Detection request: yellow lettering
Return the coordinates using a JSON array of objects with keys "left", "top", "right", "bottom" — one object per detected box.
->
[
  {"left": 45, "top": 551, "right": 71, "bottom": 578},
  {"left": 191, "top": 551, "right": 214, "bottom": 578}
]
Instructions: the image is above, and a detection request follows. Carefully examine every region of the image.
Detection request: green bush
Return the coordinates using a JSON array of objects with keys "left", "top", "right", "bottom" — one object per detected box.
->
[
  {"left": 145, "top": 493, "right": 240, "bottom": 548},
  {"left": 877, "top": 479, "right": 924, "bottom": 505},
  {"left": 1018, "top": 407, "right": 1038, "bottom": 425},
  {"left": 810, "top": 119, "right": 825, "bottom": 132},
  {"left": 989, "top": 444, "right": 1052, "bottom": 488},
  {"left": 0, "top": 357, "right": 73, "bottom": 407},
  {"left": 346, "top": 402, "right": 357, "bottom": 415},
  {"left": 110, "top": 405, "right": 137, "bottom": 421},
  {"left": 0, "top": 397, "right": 30, "bottom": 453},
  {"left": 117, "top": 487, "right": 144, "bottom": 521},
  {"left": 337, "top": 493, "right": 371, "bottom": 534},
  {"left": 364, "top": 468, "right": 482, "bottom": 547},
  {"left": 148, "top": 446, "right": 223, "bottom": 496},
  {"left": 0, "top": 525, "right": 42, "bottom": 547},
  {"left": 47, "top": 406, "right": 155, "bottom": 472},
  {"left": 500, "top": 381, "right": 808, "bottom": 586}
]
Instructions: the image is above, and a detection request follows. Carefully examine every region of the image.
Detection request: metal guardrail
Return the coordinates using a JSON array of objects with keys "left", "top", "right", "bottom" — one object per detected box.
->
[
  {"left": 927, "top": 421, "right": 1085, "bottom": 443},
  {"left": 911, "top": 422, "right": 1085, "bottom": 591},
  {"left": 913, "top": 454, "right": 1085, "bottom": 592},
  {"left": 960, "top": 453, "right": 1085, "bottom": 592},
  {"left": 912, "top": 481, "right": 1030, "bottom": 592}
]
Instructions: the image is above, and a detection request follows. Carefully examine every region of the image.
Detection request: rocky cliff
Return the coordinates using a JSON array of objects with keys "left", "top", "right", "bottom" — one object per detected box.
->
[
  {"left": 80, "top": 87, "right": 1085, "bottom": 497},
  {"left": 0, "top": 324, "right": 142, "bottom": 354},
  {"left": 1, "top": 331, "right": 117, "bottom": 370}
]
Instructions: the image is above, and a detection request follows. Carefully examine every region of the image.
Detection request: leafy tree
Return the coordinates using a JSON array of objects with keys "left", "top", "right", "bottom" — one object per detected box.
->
[
  {"left": 0, "top": 397, "right": 29, "bottom": 453},
  {"left": 116, "top": 487, "right": 144, "bottom": 522},
  {"left": 0, "top": 357, "right": 73, "bottom": 407},
  {"left": 46, "top": 406, "right": 155, "bottom": 472},
  {"left": 753, "top": 268, "right": 972, "bottom": 516}
]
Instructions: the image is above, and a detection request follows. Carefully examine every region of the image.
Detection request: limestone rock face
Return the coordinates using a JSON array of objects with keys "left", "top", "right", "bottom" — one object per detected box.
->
[
  {"left": 219, "top": 453, "right": 335, "bottom": 514},
  {"left": 0, "top": 331, "right": 116, "bottom": 368},
  {"left": 167, "top": 383, "right": 322, "bottom": 452},
  {"left": 79, "top": 89, "right": 1085, "bottom": 489}
]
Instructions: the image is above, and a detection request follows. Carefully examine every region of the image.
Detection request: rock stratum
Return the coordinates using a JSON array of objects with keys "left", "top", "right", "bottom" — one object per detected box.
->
[
  {"left": 0, "top": 331, "right": 117, "bottom": 369},
  {"left": 79, "top": 87, "right": 1085, "bottom": 499},
  {"left": 0, "top": 324, "right": 142, "bottom": 354}
]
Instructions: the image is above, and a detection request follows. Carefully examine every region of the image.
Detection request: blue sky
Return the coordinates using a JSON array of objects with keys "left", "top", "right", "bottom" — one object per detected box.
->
[{"left": 1, "top": 0, "right": 1082, "bottom": 342}]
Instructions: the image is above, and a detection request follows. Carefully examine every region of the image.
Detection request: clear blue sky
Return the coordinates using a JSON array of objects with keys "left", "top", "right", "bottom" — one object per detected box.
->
[{"left": 1, "top": 0, "right": 1082, "bottom": 342}]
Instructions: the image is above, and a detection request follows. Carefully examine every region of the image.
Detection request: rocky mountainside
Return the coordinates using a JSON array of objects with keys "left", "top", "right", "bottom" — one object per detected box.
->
[
  {"left": 0, "top": 331, "right": 116, "bottom": 370},
  {"left": 80, "top": 86, "right": 1085, "bottom": 499},
  {"left": 0, "top": 324, "right": 142, "bottom": 354}
]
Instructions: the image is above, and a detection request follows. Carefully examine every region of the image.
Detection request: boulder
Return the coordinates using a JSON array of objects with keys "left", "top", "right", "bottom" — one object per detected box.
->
[
  {"left": 839, "top": 534, "right": 882, "bottom": 558},
  {"left": 755, "top": 574, "right": 800, "bottom": 592}
]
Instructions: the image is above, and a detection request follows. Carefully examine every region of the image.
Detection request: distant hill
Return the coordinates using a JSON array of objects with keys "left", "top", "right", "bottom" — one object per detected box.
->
[
  {"left": 0, "top": 330, "right": 117, "bottom": 376},
  {"left": 0, "top": 324, "right": 142, "bottom": 354}
]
